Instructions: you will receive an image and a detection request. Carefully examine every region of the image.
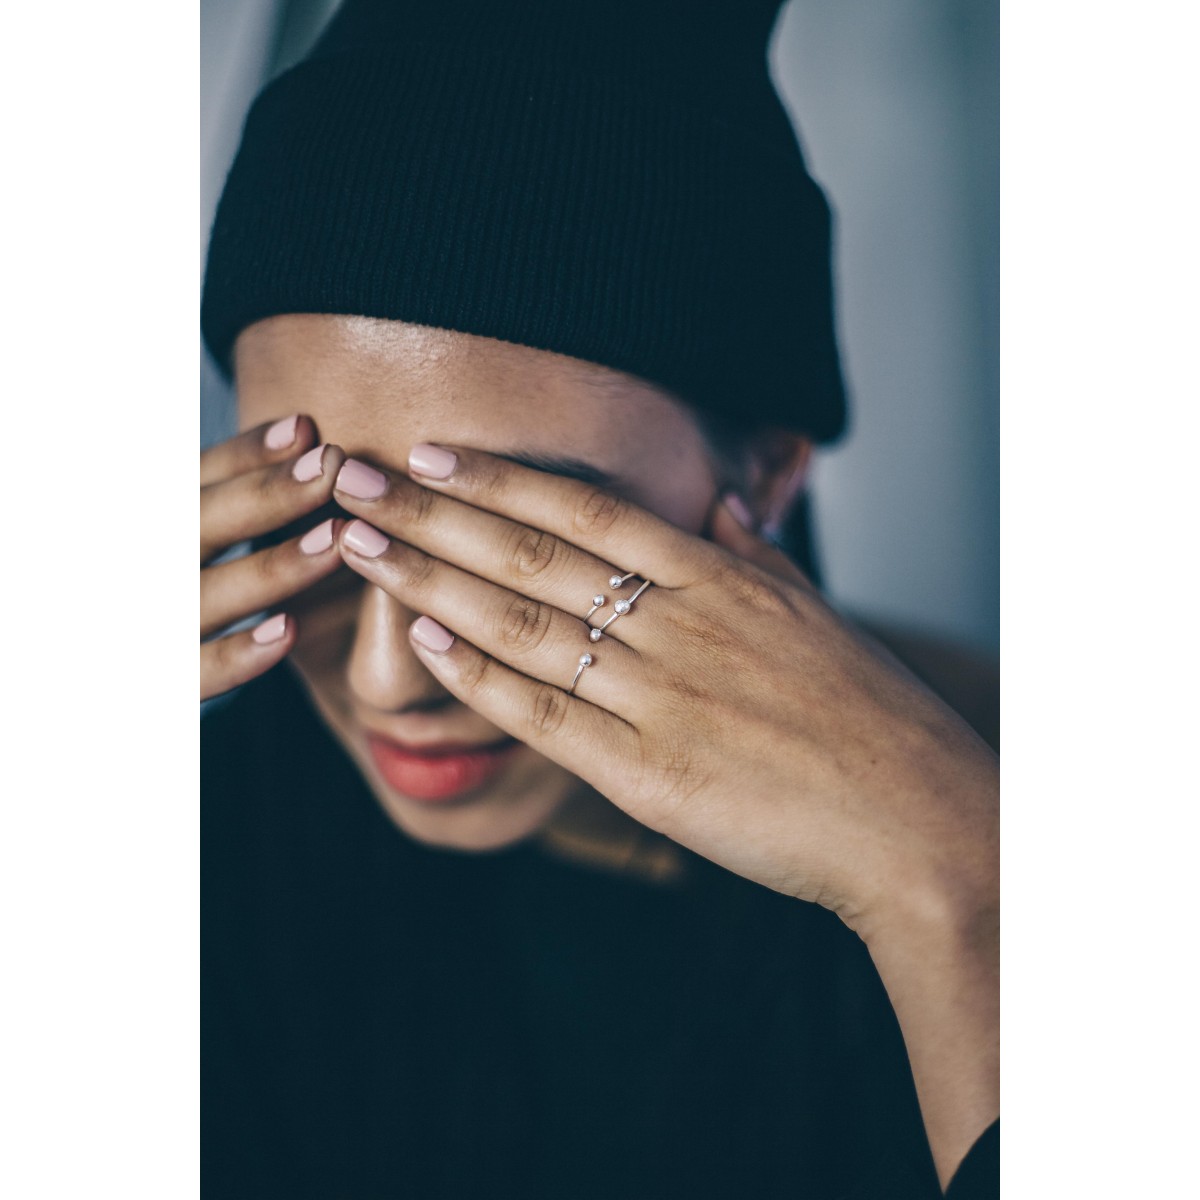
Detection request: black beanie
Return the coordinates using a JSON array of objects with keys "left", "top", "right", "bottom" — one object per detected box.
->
[{"left": 201, "top": 0, "right": 848, "bottom": 443}]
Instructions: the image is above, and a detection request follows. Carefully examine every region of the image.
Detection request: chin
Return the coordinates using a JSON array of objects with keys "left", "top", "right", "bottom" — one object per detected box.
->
[
  {"left": 287, "top": 663, "right": 575, "bottom": 853},
  {"left": 373, "top": 784, "right": 569, "bottom": 854}
]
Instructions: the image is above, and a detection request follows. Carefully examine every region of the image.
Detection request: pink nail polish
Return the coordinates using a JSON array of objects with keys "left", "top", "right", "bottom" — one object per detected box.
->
[
  {"left": 409, "top": 443, "right": 458, "bottom": 480},
  {"left": 292, "top": 444, "right": 327, "bottom": 482},
  {"left": 342, "top": 519, "right": 390, "bottom": 558},
  {"left": 299, "top": 518, "right": 335, "bottom": 555},
  {"left": 411, "top": 615, "right": 455, "bottom": 653},
  {"left": 721, "top": 492, "right": 756, "bottom": 532},
  {"left": 336, "top": 459, "right": 388, "bottom": 499},
  {"left": 252, "top": 613, "right": 288, "bottom": 645},
  {"left": 264, "top": 415, "right": 299, "bottom": 450}
]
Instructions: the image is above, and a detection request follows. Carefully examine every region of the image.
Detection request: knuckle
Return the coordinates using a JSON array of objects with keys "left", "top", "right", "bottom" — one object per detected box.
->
[
  {"left": 395, "top": 550, "right": 437, "bottom": 593},
  {"left": 457, "top": 651, "right": 495, "bottom": 694},
  {"left": 716, "top": 560, "right": 791, "bottom": 616},
  {"left": 529, "top": 682, "right": 570, "bottom": 737},
  {"left": 496, "top": 594, "right": 552, "bottom": 652},
  {"left": 472, "top": 462, "right": 508, "bottom": 505},
  {"left": 508, "top": 526, "right": 561, "bottom": 583},
  {"left": 633, "top": 734, "right": 714, "bottom": 824},
  {"left": 209, "top": 632, "right": 242, "bottom": 675},
  {"left": 257, "top": 463, "right": 285, "bottom": 503},
  {"left": 572, "top": 487, "right": 626, "bottom": 540},
  {"left": 402, "top": 480, "right": 439, "bottom": 526},
  {"left": 249, "top": 543, "right": 284, "bottom": 587}
]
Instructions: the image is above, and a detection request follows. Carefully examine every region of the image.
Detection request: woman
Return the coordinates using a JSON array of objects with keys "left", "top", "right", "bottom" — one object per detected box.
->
[{"left": 200, "top": 2, "right": 999, "bottom": 1196}]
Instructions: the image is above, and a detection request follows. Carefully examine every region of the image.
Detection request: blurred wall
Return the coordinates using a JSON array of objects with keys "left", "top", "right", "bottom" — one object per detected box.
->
[
  {"left": 771, "top": 2, "right": 999, "bottom": 654},
  {"left": 201, "top": 0, "right": 998, "bottom": 655},
  {"left": 200, "top": 0, "right": 340, "bottom": 450}
]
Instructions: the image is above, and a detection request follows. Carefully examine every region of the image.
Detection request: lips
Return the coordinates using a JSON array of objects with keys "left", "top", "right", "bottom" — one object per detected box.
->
[{"left": 364, "top": 731, "right": 521, "bottom": 804}]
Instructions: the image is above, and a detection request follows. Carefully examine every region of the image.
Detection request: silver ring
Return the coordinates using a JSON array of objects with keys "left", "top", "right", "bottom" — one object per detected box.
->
[
  {"left": 568, "top": 652, "right": 593, "bottom": 694},
  {"left": 588, "top": 578, "right": 653, "bottom": 642},
  {"left": 581, "top": 572, "right": 635, "bottom": 623}
]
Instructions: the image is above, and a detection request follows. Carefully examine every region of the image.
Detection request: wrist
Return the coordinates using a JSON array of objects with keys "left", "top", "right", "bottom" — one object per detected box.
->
[
  {"left": 858, "top": 855, "right": 998, "bottom": 961},
  {"left": 850, "top": 727, "right": 999, "bottom": 958},
  {"left": 857, "top": 866, "right": 999, "bottom": 1191}
]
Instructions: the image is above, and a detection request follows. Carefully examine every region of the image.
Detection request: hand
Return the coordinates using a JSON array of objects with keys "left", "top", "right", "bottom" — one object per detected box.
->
[
  {"left": 200, "top": 416, "right": 348, "bottom": 701},
  {"left": 329, "top": 443, "right": 998, "bottom": 939}
]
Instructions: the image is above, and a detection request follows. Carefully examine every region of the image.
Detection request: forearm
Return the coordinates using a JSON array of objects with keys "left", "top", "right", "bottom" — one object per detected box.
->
[{"left": 864, "top": 891, "right": 999, "bottom": 1192}]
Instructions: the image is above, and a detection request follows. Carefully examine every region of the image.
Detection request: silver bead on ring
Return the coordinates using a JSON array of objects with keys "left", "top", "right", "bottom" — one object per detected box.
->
[
  {"left": 568, "top": 652, "right": 593, "bottom": 694},
  {"left": 589, "top": 578, "right": 653, "bottom": 642}
]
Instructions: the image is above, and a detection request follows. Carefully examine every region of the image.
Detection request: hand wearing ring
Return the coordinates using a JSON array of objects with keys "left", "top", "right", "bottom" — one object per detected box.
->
[
  {"left": 329, "top": 440, "right": 998, "bottom": 1193},
  {"left": 331, "top": 441, "right": 999, "bottom": 965}
]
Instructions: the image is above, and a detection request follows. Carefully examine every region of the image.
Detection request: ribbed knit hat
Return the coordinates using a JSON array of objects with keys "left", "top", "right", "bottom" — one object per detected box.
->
[{"left": 201, "top": 0, "right": 848, "bottom": 443}]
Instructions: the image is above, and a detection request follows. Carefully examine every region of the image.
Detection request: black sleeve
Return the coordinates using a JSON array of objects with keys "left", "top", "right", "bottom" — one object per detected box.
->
[{"left": 945, "top": 1119, "right": 999, "bottom": 1200}]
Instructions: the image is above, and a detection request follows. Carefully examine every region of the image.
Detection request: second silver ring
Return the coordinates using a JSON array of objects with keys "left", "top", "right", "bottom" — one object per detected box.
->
[{"left": 587, "top": 578, "right": 653, "bottom": 642}]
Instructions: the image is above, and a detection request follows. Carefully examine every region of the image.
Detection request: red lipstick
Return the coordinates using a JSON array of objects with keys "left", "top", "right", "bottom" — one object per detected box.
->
[{"left": 365, "top": 733, "right": 520, "bottom": 804}]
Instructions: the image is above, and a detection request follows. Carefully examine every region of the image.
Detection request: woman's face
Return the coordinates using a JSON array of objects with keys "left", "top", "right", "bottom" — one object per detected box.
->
[{"left": 235, "top": 314, "right": 724, "bottom": 852}]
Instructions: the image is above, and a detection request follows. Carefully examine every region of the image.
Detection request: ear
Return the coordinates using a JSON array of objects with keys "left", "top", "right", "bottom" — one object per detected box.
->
[{"left": 737, "top": 428, "right": 814, "bottom": 538}]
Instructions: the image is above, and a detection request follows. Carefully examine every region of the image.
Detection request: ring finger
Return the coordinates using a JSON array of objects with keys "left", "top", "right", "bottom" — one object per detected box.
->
[
  {"left": 200, "top": 517, "right": 347, "bottom": 639},
  {"left": 337, "top": 518, "right": 645, "bottom": 717},
  {"left": 331, "top": 459, "right": 664, "bottom": 650}
]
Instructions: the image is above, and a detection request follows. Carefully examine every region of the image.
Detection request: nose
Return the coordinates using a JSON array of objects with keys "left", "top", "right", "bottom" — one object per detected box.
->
[{"left": 345, "top": 583, "right": 455, "bottom": 714}]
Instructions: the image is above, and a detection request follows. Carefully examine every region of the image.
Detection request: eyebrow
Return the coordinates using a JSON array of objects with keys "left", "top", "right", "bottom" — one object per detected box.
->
[{"left": 493, "top": 450, "right": 622, "bottom": 490}]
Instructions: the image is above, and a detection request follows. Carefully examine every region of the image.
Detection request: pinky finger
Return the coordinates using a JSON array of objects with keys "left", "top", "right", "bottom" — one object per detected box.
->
[
  {"left": 407, "top": 615, "right": 637, "bottom": 788},
  {"left": 200, "top": 613, "right": 296, "bottom": 702}
]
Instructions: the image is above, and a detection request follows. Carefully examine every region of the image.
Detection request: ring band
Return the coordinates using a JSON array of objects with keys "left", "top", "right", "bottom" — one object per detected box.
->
[
  {"left": 568, "top": 652, "right": 593, "bottom": 693},
  {"left": 589, "top": 578, "right": 653, "bottom": 642},
  {"left": 583, "top": 593, "right": 606, "bottom": 621}
]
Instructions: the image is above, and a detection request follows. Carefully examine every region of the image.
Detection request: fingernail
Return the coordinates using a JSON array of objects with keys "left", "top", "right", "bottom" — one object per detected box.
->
[
  {"left": 336, "top": 458, "right": 388, "bottom": 499},
  {"left": 409, "top": 443, "right": 458, "bottom": 480},
  {"left": 252, "top": 613, "right": 288, "bottom": 645},
  {"left": 342, "top": 519, "right": 390, "bottom": 558},
  {"left": 264, "top": 415, "right": 299, "bottom": 450},
  {"left": 721, "top": 492, "right": 756, "bottom": 532},
  {"left": 292, "top": 444, "right": 327, "bottom": 482},
  {"left": 299, "top": 518, "right": 335, "bottom": 555},
  {"left": 411, "top": 615, "right": 455, "bottom": 653}
]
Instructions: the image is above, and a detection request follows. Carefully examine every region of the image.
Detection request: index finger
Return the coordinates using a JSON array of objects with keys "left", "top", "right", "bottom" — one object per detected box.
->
[
  {"left": 404, "top": 443, "right": 719, "bottom": 590},
  {"left": 200, "top": 414, "right": 317, "bottom": 488}
]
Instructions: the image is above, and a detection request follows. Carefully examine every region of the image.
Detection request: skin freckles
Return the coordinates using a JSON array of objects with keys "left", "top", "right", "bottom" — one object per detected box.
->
[{"left": 233, "top": 313, "right": 746, "bottom": 852}]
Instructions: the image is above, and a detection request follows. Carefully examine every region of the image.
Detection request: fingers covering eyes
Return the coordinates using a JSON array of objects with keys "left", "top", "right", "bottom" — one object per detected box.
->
[
  {"left": 199, "top": 415, "right": 315, "bottom": 488},
  {"left": 200, "top": 445, "right": 346, "bottom": 565},
  {"left": 338, "top": 525, "right": 646, "bottom": 718},
  {"left": 406, "top": 623, "right": 639, "bottom": 789},
  {"left": 201, "top": 519, "right": 345, "bottom": 639},
  {"left": 200, "top": 614, "right": 296, "bottom": 702},
  {"left": 405, "top": 445, "right": 720, "bottom": 590},
  {"left": 332, "top": 462, "right": 679, "bottom": 644}
]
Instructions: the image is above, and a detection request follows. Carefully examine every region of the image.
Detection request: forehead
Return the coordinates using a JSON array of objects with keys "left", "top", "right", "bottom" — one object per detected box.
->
[{"left": 234, "top": 314, "right": 716, "bottom": 504}]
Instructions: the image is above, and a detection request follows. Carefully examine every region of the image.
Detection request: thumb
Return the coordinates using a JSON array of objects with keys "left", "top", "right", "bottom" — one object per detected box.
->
[{"left": 709, "top": 492, "right": 814, "bottom": 590}]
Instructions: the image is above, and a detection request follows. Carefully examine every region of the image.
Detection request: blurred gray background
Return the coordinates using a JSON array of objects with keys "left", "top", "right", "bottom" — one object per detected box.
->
[{"left": 202, "top": 0, "right": 998, "bottom": 656}]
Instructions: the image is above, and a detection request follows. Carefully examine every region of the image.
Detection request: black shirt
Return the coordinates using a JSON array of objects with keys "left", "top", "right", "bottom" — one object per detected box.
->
[{"left": 202, "top": 665, "right": 998, "bottom": 1198}]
